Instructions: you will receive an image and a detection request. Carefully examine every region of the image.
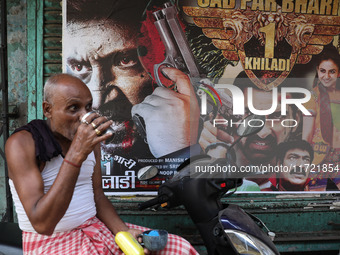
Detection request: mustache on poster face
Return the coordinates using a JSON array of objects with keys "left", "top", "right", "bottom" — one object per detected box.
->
[{"left": 98, "top": 86, "right": 134, "bottom": 121}]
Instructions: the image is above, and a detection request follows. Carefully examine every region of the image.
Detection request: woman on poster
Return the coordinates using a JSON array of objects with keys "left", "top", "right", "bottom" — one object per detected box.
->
[{"left": 302, "top": 45, "right": 340, "bottom": 191}]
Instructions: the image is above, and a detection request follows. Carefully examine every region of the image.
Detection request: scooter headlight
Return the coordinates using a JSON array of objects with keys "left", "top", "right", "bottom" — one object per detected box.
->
[{"left": 224, "top": 229, "right": 276, "bottom": 255}]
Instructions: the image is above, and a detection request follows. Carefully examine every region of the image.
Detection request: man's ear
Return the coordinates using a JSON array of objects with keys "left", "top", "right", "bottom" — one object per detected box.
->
[{"left": 43, "top": 101, "right": 52, "bottom": 119}]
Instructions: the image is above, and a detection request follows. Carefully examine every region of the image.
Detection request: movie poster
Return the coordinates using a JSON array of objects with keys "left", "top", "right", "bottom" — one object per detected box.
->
[
  {"left": 63, "top": 0, "right": 340, "bottom": 194},
  {"left": 62, "top": 0, "right": 193, "bottom": 195}
]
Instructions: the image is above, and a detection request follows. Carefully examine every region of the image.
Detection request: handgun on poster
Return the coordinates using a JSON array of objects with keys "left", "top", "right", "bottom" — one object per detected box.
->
[
  {"left": 152, "top": 2, "right": 202, "bottom": 87},
  {"left": 134, "top": 2, "right": 239, "bottom": 140},
  {"left": 152, "top": 2, "right": 239, "bottom": 133}
]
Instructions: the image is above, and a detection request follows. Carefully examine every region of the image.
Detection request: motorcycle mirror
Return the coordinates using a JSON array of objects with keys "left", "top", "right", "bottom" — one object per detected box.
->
[
  {"left": 137, "top": 165, "right": 159, "bottom": 180},
  {"left": 236, "top": 114, "right": 266, "bottom": 137}
]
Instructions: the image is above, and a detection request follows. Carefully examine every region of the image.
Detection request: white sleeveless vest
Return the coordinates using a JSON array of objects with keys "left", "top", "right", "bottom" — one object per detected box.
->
[{"left": 9, "top": 152, "right": 97, "bottom": 232}]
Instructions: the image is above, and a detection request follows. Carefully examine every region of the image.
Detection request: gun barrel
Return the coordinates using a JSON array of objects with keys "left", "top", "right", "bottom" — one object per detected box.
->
[
  {"left": 153, "top": 10, "right": 163, "bottom": 21},
  {"left": 153, "top": 2, "right": 202, "bottom": 87},
  {"left": 161, "top": 4, "right": 200, "bottom": 78}
]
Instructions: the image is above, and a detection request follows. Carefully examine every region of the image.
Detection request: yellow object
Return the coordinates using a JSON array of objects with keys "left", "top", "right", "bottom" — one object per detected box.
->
[{"left": 115, "top": 231, "right": 145, "bottom": 255}]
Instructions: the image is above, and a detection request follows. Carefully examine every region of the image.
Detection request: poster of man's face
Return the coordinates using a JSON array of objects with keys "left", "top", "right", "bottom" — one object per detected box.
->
[
  {"left": 63, "top": 0, "right": 166, "bottom": 195},
  {"left": 63, "top": 0, "right": 153, "bottom": 155},
  {"left": 63, "top": 0, "right": 199, "bottom": 195}
]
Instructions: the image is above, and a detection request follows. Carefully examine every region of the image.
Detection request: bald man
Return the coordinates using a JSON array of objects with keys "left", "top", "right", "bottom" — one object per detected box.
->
[{"left": 5, "top": 74, "right": 198, "bottom": 254}]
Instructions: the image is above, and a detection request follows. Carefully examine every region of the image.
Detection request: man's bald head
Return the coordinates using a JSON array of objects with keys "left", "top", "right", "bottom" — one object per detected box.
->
[{"left": 44, "top": 73, "right": 90, "bottom": 104}]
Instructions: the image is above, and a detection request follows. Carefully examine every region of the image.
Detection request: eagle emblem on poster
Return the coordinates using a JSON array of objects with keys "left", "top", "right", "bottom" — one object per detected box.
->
[{"left": 182, "top": 1, "right": 340, "bottom": 90}]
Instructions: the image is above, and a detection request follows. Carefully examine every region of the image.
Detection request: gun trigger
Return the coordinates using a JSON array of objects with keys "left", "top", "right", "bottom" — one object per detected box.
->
[{"left": 160, "top": 67, "right": 171, "bottom": 80}]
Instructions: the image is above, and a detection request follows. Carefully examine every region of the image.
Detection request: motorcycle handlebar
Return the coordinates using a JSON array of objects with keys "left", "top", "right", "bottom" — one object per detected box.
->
[{"left": 138, "top": 197, "right": 162, "bottom": 210}]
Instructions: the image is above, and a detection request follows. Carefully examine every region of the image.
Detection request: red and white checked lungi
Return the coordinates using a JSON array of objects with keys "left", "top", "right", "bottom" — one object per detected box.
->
[{"left": 22, "top": 217, "right": 199, "bottom": 255}]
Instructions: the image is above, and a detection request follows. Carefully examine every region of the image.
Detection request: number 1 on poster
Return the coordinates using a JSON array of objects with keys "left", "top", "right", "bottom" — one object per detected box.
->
[{"left": 259, "top": 22, "right": 275, "bottom": 59}]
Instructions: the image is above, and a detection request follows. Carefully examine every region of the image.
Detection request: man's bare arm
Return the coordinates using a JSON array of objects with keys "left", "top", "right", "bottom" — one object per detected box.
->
[
  {"left": 92, "top": 145, "right": 129, "bottom": 234},
  {"left": 92, "top": 145, "right": 151, "bottom": 254},
  {"left": 6, "top": 120, "right": 113, "bottom": 235},
  {"left": 6, "top": 131, "right": 81, "bottom": 235}
]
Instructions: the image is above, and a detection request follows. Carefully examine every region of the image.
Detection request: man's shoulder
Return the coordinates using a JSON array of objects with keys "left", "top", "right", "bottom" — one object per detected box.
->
[
  {"left": 8, "top": 119, "right": 62, "bottom": 162},
  {"left": 6, "top": 130, "right": 35, "bottom": 152},
  {"left": 6, "top": 119, "right": 43, "bottom": 148},
  {"left": 5, "top": 130, "right": 36, "bottom": 173}
]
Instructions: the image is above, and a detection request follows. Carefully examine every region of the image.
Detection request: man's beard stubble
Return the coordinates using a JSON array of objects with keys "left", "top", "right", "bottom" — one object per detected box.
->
[
  {"left": 239, "top": 134, "right": 277, "bottom": 165},
  {"left": 97, "top": 86, "right": 139, "bottom": 154},
  {"left": 97, "top": 83, "right": 153, "bottom": 155}
]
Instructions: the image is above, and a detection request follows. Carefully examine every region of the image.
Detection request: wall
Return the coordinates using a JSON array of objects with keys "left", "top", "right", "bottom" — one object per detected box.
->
[{"left": 0, "top": 0, "right": 27, "bottom": 220}]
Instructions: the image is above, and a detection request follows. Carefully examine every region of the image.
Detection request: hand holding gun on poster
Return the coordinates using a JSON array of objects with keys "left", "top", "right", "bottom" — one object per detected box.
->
[
  {"left": 131, "top": 3, "right": 200, "bottom": 158},
  {"left": 133, "top": 2, "right": 238, "bottom": 157},
  {"left": 132, "top": 2, "right": 202, "bottom": 158}
]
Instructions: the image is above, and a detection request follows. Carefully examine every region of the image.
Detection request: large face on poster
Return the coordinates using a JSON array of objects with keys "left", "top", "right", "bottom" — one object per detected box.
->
[
  {"left": 62, "top": 0, "right": 196, "bottom": 195},
  {"left": 63, "top": 0, "right": 340, "bottom": 194}
]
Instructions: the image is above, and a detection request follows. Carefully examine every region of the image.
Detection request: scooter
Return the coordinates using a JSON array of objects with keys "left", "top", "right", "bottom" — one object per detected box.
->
[{"left": 138, "top": 114, "right": 280, "bottom": 255}]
